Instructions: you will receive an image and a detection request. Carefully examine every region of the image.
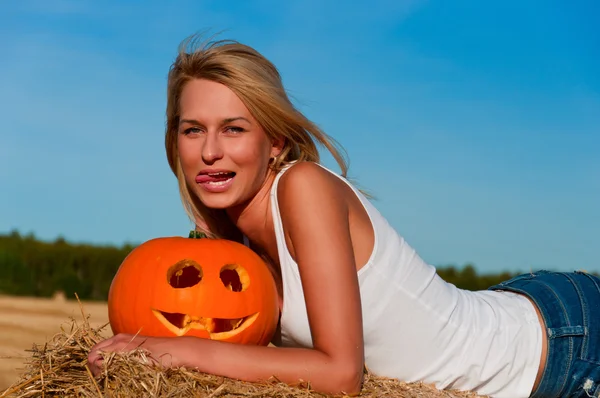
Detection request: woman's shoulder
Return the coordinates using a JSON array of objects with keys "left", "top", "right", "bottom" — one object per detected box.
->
[{"left": 277, "top": 161, "right": 349, "bottom": 204}]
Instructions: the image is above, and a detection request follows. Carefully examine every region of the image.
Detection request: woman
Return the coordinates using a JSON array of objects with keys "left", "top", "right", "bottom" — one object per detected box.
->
[{"left": 88, "top": 36, "right": 600, "bottom": 398}]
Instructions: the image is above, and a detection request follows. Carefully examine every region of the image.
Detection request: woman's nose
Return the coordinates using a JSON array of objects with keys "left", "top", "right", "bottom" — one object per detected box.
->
[{"left": 201, "top": 132, "right": 224, "bottom": 164}]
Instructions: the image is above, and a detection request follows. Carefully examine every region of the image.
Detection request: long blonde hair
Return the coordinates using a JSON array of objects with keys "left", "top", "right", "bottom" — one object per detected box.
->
[{"left": 165, "top": 34, "right": 350, "bottom": 239}]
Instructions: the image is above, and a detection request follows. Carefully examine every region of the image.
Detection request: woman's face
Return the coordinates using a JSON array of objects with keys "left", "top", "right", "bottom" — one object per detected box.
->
[{"left": 177, "top": 78, "right": 281, "bottom": 210}]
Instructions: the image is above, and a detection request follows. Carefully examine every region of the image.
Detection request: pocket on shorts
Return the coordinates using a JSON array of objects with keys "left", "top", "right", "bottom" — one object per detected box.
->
[{"left": 567, "top": 272, "right": 600, "bottom": 365}]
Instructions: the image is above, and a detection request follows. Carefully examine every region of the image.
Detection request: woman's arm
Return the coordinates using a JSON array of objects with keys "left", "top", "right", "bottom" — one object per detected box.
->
[
  {"left": 90, "top": 162, "right": 365, "bottom": 394},
  {"left": 205, "top": 162, "right": 365, "bottom": 393},
  {"left": 275, "top": 161, "right": 366, "bottom": 389}
]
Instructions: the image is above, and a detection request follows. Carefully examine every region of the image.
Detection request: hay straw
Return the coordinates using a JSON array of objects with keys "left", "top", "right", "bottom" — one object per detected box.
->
[{"left": 1, "top": 299, "right": 485, "bottom": 398}]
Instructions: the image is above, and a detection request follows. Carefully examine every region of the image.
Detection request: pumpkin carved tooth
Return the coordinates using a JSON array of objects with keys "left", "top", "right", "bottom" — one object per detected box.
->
[{"left": 152, "top": 309, "right": 258, "bottom": 337}]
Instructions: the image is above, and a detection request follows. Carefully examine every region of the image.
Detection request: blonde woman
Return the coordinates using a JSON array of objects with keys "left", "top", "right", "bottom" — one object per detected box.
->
[{"left": 89, "top": 36, "right": 600, "bottom": 398}]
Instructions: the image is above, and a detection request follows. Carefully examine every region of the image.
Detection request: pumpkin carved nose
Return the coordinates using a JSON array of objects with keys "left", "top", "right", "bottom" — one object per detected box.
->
[{"left": 168, "top": 260, "right": 203, "bottom": 288}]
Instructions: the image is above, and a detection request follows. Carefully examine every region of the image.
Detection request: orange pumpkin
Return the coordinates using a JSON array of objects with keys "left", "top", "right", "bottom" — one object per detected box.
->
[{"left": 108, "top": 232, "right": 279, "bottom": 346}]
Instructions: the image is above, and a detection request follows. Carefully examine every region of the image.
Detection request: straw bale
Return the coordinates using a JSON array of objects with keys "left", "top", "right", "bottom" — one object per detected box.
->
[{"left": 1, "top": 301, "right": 485, "bottom": 398}]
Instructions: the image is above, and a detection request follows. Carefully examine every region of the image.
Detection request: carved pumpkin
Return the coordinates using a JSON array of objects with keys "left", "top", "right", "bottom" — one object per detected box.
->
[{"left": 107, "top": 232, "right": 279, "bottom": 346}]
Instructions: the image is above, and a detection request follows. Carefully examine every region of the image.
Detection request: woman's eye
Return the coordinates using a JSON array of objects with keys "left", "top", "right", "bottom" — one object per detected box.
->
[
  {"left": 183, "top": 127, "right": 202, "bottom": 135},
  {"left": 225, "top": 126, "right": 244, "bottom": 134}
]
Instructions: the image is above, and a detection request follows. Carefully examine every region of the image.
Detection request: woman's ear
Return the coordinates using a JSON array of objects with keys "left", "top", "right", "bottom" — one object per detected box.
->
[{"left": 271, "top": 135, "right": 285, "bottom": 158}]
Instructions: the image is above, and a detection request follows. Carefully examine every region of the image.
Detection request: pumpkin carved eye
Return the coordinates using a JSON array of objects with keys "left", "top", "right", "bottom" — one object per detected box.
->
[
  {"left": 167, "top": 260, "right": 203, "bottom": 288},
  {"left": 220, "top": 264, "right": 250, "bottom": 292}
]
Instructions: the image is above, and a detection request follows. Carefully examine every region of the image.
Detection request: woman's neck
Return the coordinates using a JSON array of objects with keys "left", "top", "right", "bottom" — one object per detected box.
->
[{"left": 226, "top": 171, "right": 278, "bottom": 254}]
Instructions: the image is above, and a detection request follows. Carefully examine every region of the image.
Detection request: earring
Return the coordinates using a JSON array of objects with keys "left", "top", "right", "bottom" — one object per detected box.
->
[{"left": 268, "top": 155, "right": 277, "bottom": 169}]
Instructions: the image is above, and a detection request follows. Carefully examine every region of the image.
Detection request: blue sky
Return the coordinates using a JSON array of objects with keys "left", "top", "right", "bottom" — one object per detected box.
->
[{"left": 1, "top": 0, "right": 598, "bottom": 274}]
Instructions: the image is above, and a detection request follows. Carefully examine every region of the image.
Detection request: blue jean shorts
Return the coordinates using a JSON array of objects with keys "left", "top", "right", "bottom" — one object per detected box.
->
[{"left": 488, "top": 270, "right": 600, "bottom": 397}]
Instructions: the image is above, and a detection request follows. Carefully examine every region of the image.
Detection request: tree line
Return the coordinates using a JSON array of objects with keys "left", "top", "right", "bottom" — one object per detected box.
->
[
  {"left": 0, "top": 230, "right": 542, "bottom": 301},
  {"left": 0, "top": 230, "right": 134, "bottom": 300}
]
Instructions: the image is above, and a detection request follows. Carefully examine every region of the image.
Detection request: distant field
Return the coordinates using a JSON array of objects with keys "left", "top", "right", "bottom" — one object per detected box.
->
[{"left": 0, "top": 294, "right": 110, "bottom": 391}]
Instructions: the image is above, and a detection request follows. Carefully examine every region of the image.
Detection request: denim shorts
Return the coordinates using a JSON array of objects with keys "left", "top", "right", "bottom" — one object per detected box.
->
[{"left": 488, "top": 270, "right": 600, "bottom": 397}]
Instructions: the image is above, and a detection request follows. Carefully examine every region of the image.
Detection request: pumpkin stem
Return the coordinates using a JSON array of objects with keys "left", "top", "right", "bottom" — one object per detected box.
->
[{"left": 188, "top": 230, "right": 208, "bottom": 239}]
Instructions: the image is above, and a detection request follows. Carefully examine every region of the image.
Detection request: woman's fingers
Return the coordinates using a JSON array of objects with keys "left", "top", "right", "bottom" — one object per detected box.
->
[
  {"left": 87, "top": 334, "right": 154, "bottom": 376},
  {"left": 87, "top": 335, "right": 124, "bottom": 375},
  {"left": 87, "top": 350, "right": 105, "bottom": 376}
]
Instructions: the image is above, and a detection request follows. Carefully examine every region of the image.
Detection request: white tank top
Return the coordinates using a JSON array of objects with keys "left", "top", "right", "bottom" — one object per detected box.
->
[{"left": 269, "top": 162, "right": 542, "bottom": 398}]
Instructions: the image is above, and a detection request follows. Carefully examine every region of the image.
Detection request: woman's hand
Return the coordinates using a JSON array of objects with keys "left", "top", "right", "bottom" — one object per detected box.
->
[{"left": 88, "top": 334, "right": 183, "bottom": 376}]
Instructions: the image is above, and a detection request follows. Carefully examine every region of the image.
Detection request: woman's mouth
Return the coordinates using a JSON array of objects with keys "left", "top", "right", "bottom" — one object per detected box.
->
[{"left": 195, "top": 171, "right": 236, "bottom": 192}]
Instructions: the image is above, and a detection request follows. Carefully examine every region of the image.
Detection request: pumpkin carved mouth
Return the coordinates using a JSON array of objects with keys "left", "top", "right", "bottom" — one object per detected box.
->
[{"left": 152, "top": 309, "right": 259, "bottom": 338}]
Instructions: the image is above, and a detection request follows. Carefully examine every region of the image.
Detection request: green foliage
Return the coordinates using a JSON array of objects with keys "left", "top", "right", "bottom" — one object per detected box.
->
[
  {"left": 436, "top": 263, "right": 517, "bottom": 291},
  {"left": 3, "top": 229, "right": 577, "bottom": 300},
  {"left": 0, "top": 230, "right": 134, "bottom": 301}
]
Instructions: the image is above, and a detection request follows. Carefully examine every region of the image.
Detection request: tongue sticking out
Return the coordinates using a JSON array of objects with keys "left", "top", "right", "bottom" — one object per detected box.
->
[{"left": 196, "top": 172, "right": 235, "bottom": 184}]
